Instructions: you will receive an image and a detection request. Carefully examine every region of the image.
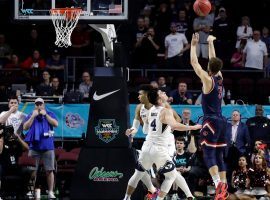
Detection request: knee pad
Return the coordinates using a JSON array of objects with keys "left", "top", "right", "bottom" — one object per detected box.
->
[
  {"left": 135, "top": 161, "right": 146, "bottom": 172},
  {"left": 158, "top": 160, "right": 175, "bottom": 174}
]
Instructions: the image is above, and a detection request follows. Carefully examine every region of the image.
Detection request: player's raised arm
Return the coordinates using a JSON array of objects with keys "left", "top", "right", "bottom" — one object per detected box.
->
[
  {"left": 207, "top": 35, "right": 223, "bottom": 78},
  {"left": 190, "top": 33, "right": 209, "bottom": 81},
  {"left": 160, "top": 108, "right": 201, "bottom": 131}
]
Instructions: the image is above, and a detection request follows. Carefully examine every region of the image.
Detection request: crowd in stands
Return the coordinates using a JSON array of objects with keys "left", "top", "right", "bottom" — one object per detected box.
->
[{"left": 0, "top": 0, "right": 269, "bottom": 104}]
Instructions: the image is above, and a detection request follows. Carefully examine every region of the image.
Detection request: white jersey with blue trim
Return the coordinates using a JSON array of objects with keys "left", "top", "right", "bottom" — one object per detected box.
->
[
  {"left": 146, "top": 106, "right": 172, "bottom": 146},
  {"left": 140, "top": 104, "right": 150, "bottom": 134}
]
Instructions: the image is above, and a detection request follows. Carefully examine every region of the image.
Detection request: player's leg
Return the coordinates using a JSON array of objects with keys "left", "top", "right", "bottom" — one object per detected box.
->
[
  {"left": 201, "top": 118, "right": 221, "bottom": 188},
  {"left": 157, "top": 162, "right": 177, "bottom": 200},
  {"left": 216, "top": 147, "right": 227, "bottom": 183},
  {"left": 154, "top": 145, "right": 177, "bottom": 200},
  {"left": 141, "top": 171, "right": 157, "bottom": 194},
  {"left": 202, "top": 146, "right": 220, "bottom": 187},
  {"left": 124, "top": 143, "right": 155, "bottom": 200},
  {"left": 124, "top": 169, "right": 147, "bottom": 200},
  {"left": 174, "top": 171, "right": 194, "bottom": 198},
  {"left": 215, "top": 118, "right": 229, "bottom": 200}
]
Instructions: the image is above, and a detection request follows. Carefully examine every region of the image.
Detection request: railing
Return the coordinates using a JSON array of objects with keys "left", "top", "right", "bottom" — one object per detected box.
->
[
  {"left": 65, "top": 56, "right": 96, "bottom": 82},
  {"left": 126, "top": 68, "right": 266, "bottom": 78}
]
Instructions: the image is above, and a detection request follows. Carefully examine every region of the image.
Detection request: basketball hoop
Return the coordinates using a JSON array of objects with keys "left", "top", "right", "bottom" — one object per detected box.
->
[{"left": 50, "top": 8, "right": 82, "bottom": 48}]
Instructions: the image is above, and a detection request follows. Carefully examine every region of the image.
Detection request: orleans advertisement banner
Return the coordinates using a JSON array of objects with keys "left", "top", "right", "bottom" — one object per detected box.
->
[{"left": 70, "top": 148, "right": 136, "bottom": 199}]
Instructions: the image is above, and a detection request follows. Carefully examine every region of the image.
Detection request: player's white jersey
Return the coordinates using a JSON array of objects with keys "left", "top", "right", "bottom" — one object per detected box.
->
[
  {"left": 140, "top": 104, "right": 150, "bottom": 134},
  {"left": 146, "top": 106, "right": 172, "bottom": 146}
]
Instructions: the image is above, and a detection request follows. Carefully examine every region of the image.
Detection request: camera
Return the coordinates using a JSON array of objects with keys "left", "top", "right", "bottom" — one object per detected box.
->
[{"left": 0, "top": 124, "right": 15, "bottom": 141}]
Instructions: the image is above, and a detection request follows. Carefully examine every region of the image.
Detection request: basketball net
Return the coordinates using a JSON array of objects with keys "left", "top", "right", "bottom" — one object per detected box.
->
[{"left": 50, "top": 8, "right": 82, "bottom": 48}]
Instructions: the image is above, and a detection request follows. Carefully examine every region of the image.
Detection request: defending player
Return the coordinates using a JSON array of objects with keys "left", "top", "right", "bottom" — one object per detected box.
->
[{"left": 123, "top": 88, "right": 201, "bottom": 200}]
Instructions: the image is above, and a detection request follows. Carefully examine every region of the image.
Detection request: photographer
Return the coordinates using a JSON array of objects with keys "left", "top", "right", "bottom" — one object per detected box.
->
[
  {"left": 0, "top": 96, "right": 26, "bottom": 135},
  {"left": 0, "top": 96, "right": 29, "bottom": 197},
  {"left": 23, "top": 97, "right": 58, "bottom": 199}
]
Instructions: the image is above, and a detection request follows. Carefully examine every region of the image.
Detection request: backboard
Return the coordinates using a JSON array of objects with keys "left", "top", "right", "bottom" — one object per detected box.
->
[{"left": 14, "top": 0, "right": 128, "bottom": 22}]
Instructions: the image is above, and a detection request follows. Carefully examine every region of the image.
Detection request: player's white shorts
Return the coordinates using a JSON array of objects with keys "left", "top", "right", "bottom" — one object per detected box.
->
[{"left": 138, "top": 141, "right": 172, "bottom": 171}]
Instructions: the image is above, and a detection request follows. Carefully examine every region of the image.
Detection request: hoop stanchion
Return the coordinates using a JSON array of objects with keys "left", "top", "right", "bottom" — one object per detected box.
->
[{"left": 50, "top": 8, "right": 82, "bottom": 48}]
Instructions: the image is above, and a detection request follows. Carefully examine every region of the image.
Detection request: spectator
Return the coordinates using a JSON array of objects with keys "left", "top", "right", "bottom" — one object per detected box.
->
[
  {"left": 246, "top": 105, "right": 270, "bottom": 146},
  {"left": 212, "top": 7, "right": 235, "bottom": 67},
  {"left": 36, "top": 70, "right": 52, "bottom": 96},
  {"left": 155, "top": 2, "right": 171, "bottom": 40},
  {"left": 141, "top": 5, "right": 154, "bottom": 26},
  {"left": 0, "top": 96, "right": 29, "bottom": 196},
  {"left": 230, "top": 156, "right": 254, "bottom": 200},
  {"left": 230, "top": 41, "right": 246, "bottom": 68},
  {"left": 193, "top": 15, "right": 212, "bottom": 62},
  {"left": 165, "top": 22, "right": 190, "bottom": 69},
  {"left": 169, "top": 81, "right": 193, "bottom": 105},
  {"left": 157, "top": 76, "right": 171, "bottom": 95},
  {"left": 20, "top": 49, "right": 46, "bottom": 77},
  {"left": 0, "top": 96, "right": 26, "bottom": 135},
  {"left": 242, "top": 30, "right": 268, "bottom": 70},
  {"left": 51, "top": 77, "right": 63, "bottom": 96},
  {"left": 4, "top": 54, "right": 20, "bottom": 68},
  {"left": 206, "top": 1, "right": 216, "bottom": 26},
  {"left": 69, "top": 24, "right": 91, "bottom": 56},
  {"left": 173, "top": 109, "right": 198, "bottom": 142},
  {"left": 23, "top": 97, "right": 58, "bottom": 199},
  {"left": 246, "top": 153, "right": 270, "bottom": 198},
  {"left": 150, "top": 80, "right": 158, "bottom": 89},
  {"left": 175, "top": 9, "right": 192, "bottom": 40},
  {"left": 46, "top": 49, "right": 65, "bottom": 81},
  {"left": 0, "top": 34, "right": 12, "bottom": 62},
  {"left": 225, "top": 110, "right": 251, "bottom": 189},
  {"left": 172, "top": 137, "right": 192, "bottom": 199},
  {"left": 261, "top": 26, "right": 270, "bottom": 55},
  {"left": 235, "top": 16, "right": 253, "bottom": 49},
  {"left": 132, "top": 16, "right": 147, "bottom": 67},
  {"left": 22, "top": 28, "right": 47, "bottom": 58},
  {"left": 135, "top": 27, "right": 160, "bottom": 69},
  {"left": 250, "top": 140, "right": 270, "bottom": 168},
  {"left": 79, "top": 72, "right": 92, "bottom": 98}
]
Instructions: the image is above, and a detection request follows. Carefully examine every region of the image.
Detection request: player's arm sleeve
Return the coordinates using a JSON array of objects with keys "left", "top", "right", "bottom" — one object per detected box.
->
[{"left": 131, "top": 119, "right": 140, "bottom": 135}]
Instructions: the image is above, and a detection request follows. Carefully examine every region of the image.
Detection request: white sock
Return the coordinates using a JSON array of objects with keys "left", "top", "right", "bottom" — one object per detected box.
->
[
  {"left": 212, "top": 174, "right": 221, "bottom": 188},
  {"left": 123, "top": 194, "right": 131, "bottom": 200}
]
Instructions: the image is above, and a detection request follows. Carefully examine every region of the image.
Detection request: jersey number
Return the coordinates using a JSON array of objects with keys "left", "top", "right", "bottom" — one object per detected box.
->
[{"left": 150, "top": 119, "right": 156, "bottom": 131}]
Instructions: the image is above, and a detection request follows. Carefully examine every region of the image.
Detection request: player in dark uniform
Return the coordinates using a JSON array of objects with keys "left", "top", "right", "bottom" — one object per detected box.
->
[{"left": 190, "top": 33, "right": 228, "bottom": 200}]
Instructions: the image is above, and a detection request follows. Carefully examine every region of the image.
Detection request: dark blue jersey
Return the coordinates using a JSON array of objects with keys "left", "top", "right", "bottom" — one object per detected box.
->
[{"left": 202, "top": 76, "right": 223, "bottom": 116}]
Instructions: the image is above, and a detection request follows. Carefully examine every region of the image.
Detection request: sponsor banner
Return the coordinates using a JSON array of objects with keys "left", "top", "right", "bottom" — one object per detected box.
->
[
  {"left": 19, "top": 103, "right": 269, "bottom": 138},
  {"left": 71, "top": 148, "right": 136, "bottom": 199},
  {"left": 19, "top": 103, "right": 89, "bottom": 138}
]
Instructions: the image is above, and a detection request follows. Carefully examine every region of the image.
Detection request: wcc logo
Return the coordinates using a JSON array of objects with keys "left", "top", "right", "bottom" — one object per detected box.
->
[{"left": 95, "top": 119, "right": 119, "bottom": 143}]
